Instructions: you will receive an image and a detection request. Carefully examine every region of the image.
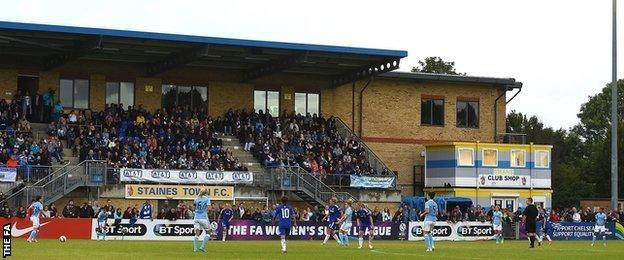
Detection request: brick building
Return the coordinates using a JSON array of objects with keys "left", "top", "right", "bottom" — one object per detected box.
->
[{"left": 0, "top": 21, "right": 528, "bottom": 202}]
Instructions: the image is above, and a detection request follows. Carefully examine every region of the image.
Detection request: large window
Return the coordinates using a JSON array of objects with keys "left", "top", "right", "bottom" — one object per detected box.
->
[
  {"left": 294, "top": 92, "right": 319, "bottom": 116},
  {"left": 534, "top": 150, "right": 550, "bottom": 168},
  {"left": 511, "top": 150, "right": 526, "bottom": 167},
  {"left": 421, "top": 97, "right": 444, "bottom": 126},
  {"left": 161, "top": 84, "right": 207, "bottom": 111},
  {"left": 254, "top": 90, "right": 279, "bottom": 116},
  {"left": 106, "top": 82, "right": 134, "bottom": 108},
  {"left": 457, "top": 148, "right": 474, "bottom": 166},
  {"left": 457, "top": 100, "right": 479, "bottom": 128},
  {"left": 60, "top": 79, "right": 89, "bottom": 109},
  {"left": 482, "top": 148, "right": 498, "bottom": 167}
]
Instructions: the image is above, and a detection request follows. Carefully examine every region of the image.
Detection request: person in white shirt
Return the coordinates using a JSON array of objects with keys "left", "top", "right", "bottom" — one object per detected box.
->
[{"left": 572, "top": 207, "right": 581, "bottom": 222}]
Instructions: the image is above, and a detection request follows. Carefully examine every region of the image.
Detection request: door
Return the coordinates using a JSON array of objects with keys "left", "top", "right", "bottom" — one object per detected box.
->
[{"left": 18, "top": 75, "right": 38, "bottom": 96}]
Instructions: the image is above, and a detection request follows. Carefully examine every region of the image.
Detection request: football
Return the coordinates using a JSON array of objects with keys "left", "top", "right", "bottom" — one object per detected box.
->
[{"left": 59, "top": 236, "right": 67, "bottom": 242}]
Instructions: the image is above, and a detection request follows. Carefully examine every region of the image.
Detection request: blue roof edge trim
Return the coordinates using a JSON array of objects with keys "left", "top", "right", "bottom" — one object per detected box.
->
[{"left": 0, "top": 21, "right": 408, "bottom": 58}]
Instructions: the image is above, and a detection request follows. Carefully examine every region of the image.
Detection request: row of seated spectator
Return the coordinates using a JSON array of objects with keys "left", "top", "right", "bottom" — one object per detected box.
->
[
  {"left": 230, "top": 109, "right": 390, "bottom": 176},
  {"left": 48, "top": 104, "right": 248, "bottom": 171}
]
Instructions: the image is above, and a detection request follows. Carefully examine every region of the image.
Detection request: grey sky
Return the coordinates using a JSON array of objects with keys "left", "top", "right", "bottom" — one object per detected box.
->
[{"left": 1, "top": 0, "right": 621, "bottom": 129}]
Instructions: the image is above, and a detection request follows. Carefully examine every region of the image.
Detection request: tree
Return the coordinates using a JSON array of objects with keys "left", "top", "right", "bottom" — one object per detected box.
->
[{"left": 411, "top": 56, "right": 465, "bottom": 75}]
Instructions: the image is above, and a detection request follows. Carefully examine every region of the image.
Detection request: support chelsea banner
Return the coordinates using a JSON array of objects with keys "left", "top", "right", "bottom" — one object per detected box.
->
[{"left": 120, "top": 168, "right": 253, "bottom": 185}]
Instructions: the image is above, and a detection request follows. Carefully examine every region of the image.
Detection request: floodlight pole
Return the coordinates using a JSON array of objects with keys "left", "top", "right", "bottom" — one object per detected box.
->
[{"left": 611, "top": 0, "right": 619, "bottom": 211}]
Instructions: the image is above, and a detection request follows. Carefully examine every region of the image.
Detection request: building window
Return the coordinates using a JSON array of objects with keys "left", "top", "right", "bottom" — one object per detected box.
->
[
  {"left": 457, "top": 100, "right": 479, "bottom": 128},
  {"left": 511, "top": 150, "right": 526, "bottom": 167},
  {"left": 106, "top": 82, "right": 135, "bottom": 108},
  {"left": 161, "top": 84, "right": 207, "bottom": 112},
  {"left": 294, "top": 92, "right": 320, "bottom": 116},
  {"left": 254, "top": 90, "right": 279, "bottom": 116},
  {"left": 482, "top": 148, "right": 498, "bottom": 167},
  {"left": 534, "top": 150, "right": 550, "bottom": 168},
  {"left": 457, "top": 148, "right": 474, "bottom": 166},
  {"left": 421, "top": 97, "right": 444, "bottom": 126},
  {"left": 60, "top": 79, "right": 89, "bottom": 109}
]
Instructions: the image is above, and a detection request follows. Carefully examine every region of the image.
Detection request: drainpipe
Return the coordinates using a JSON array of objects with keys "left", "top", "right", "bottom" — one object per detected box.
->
[
  {"left": 358, "top": 77, "right": 373, "bottom": 137},
  {"left": 493, "top": 85, "right": 522, "bottom": 142},
  {"left": 351, "top": 82, "right": 355, "bottom": 130}
]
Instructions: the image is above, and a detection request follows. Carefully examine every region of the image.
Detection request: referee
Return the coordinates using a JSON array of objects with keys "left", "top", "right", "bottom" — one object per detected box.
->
[{"left": 522, "top": 198, "right": 538, "bottom": 248}]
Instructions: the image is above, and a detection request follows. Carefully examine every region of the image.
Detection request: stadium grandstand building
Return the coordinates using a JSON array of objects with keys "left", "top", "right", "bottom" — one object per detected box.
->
[{"left": 0, "top": 21, "right": 542, "bottom": 212}]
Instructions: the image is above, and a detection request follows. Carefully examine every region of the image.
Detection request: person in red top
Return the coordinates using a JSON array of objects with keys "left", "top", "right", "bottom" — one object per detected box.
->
[{"left": 6, "top": 155, "right": 19, "bottom": 168}]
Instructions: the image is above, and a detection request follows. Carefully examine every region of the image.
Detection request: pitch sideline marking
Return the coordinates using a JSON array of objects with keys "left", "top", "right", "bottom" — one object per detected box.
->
[{"left": 370, "top": 249, "right": 490, "bottom": 260}]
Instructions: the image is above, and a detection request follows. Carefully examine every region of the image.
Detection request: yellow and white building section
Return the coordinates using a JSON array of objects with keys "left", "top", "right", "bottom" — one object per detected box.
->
[{"left": 424, "top": 142, "right": 553, "bottom": 210}]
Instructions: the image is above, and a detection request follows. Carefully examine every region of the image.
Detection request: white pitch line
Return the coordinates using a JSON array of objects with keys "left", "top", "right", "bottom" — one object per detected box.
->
[{"left": 370, "top": 249, "right": 491, "bottom": 260}]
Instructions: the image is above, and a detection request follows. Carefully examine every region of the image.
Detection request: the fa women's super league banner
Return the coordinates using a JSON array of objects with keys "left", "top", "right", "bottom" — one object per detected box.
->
[
  {"left": 349, "top": 175, "right": 396, "bottom": 188},
  {"left": 120, "top": 168, "right": 253, "bottom": 185},
  {"left": 90, "top": 219, "right": 406, "bottom": 241},
  {"left": 518, "top": 222, "right": 624, "bottom": 240}
]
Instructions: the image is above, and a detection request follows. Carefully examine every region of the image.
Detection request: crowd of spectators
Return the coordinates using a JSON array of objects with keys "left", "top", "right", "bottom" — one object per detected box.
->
[
  {"left": 231, "top": 109, "right": 390, "bottom": 177},
  {"left": 44, "top": 104, "right": 248, "bottom": 172}
]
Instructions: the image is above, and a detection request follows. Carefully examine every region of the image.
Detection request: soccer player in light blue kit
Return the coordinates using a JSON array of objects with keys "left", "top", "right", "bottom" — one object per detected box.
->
[
  {"left": 592, "top": 207, "right": 607, "bottom": 247},
  {"left": 492, "top": 205, "right": 504, "bottom": 244},
  {"left": 419, "top": 192, "right": 438, "bottom": 252},
  {"left": 273, "top": 196, "right": 296, "bottom": 254},
  {"left": 322, "top": 197, "right": 342, "bottom": 245},
  {"left": 193, "top": 189, "right": 212, "bottom": 252},
  {"left": 338, "top": 199, "right": 354, "bottom": 246},
  {"left": 96, "top": 208, "right": 110, "bottom": 240},
  {"left": 27, "top": 195, "right": 43, "bottom": 243}
]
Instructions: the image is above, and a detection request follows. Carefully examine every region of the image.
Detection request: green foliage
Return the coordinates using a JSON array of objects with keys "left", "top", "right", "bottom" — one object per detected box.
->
[
  {"left": 507, "top": 80, "right": 624, "bottom": 208},
  {"left": 411, "top": 56, "right": 465, "bottom": 75}
]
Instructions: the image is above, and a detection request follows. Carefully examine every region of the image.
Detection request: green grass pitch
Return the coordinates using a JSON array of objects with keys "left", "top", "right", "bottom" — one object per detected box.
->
[{"left": 9, "top": 239, "right": 623, "bottom": 259}]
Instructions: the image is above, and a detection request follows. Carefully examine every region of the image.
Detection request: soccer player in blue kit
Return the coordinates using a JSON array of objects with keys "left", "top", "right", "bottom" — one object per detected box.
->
[
  {"left": 322, "top": 197, "right": 343, "bottom": 245},
  {"left": 419, "top": 192, "right": 438, "bottom": 252},
  {"left": 492, "top": 205, "right": 504, "bottom": 244},
  {"left": 218, "top": 203, "right": 234, "bottom": 242},
  {"left": 592, "top": 208, "right": 607, "bottom": 247},
  {"left": 27, "top": 196, "right": 43, "bottom": 243},
  {"left": 355, "top": 202, "right": 375, "bottom": 249},
  {"left": 274, "top": 196, "right": 296, "bottom": 254},
  {"left": 193, "top": 189, "right": 212, "bottom": 252}
]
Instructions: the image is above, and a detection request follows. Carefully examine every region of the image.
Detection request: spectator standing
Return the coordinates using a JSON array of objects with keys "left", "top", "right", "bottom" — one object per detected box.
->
[
  {"left": 62, "top": 200, "right": 79, "bottom": 218},
  {"left": 572, "top": 207, "right": 581, "bottom": 222}
]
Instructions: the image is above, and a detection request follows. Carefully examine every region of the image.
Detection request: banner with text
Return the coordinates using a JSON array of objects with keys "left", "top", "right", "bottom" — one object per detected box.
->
[
  {"left": 478, "top": 169, "right": 530, "bottom": 188},
  {"left": 91, "top": 219, "right": 405, "bottom": 241},
  {"left": 407, "top": 221, "right": 495, "bottom": 241},
  {"left": 0, "top": 167, "right": 17, "bottom": 182},
  {"left": 350, "top": 175, "right": 395, "bottom": 188},
  {"left": 1, "top": 218, "right": 92, "bottom": 239},
  {"left": 120, "top": 168, "right": 253, "bottom": 185},
  {"left": 518, "top": 221, "right": 624, "bottom": 240},
  {"left": 125, "top": 184, "right": 234, "bottom": 200}
]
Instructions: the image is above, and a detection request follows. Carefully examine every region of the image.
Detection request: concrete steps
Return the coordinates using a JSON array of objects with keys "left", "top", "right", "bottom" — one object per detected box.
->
[{"left": 220, "top": 135, "right": 265, "bottom": 174}]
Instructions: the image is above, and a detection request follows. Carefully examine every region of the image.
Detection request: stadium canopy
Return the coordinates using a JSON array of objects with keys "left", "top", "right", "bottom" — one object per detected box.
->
[{"left": 0, "top": 21, "right": 407, "bottom": 87}]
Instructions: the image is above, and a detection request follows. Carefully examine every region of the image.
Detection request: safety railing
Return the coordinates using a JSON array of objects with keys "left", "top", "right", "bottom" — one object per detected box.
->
[
  {"left": 0, "top": 160, "right": 106, "bottom": 210},
  {"left": 496, "top": 133, "right": 527, "bottom": 144},
  {"left": 0, "top": 163, "right": 70, "bottom": 195},
  {"left": 267, "top": 166, "right": 355, "bottom": 205},
  {"left": 330, "top": 117, "right": 397, "bottom": 188}
]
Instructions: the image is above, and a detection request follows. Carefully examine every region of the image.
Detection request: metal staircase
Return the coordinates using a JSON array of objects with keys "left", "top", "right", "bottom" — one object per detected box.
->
[
  {"left": 330, "top": 117, "right": 397, "bottom": 187},
  {"left": 264, "top": 166, "right": 355, "bottom": 207},
  {"left": 1, "top": 160, "right": 107, "bottom": 209}
]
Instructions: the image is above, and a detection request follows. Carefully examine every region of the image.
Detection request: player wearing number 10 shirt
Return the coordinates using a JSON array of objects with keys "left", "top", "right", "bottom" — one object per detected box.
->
[{"left": 274, "top": 196, "right": 296, "bottom": 254}]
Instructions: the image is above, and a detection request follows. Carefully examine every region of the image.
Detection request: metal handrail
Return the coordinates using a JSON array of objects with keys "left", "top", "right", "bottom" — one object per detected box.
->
[
  {"left": 330, "top": 117, "right": 397, "bottom": 186},
  {"left": 0, "top": 160, "right": 101, "bottom": 207},
  {"left": 276, "top": 166, "right": 356, "bottom": 204}
]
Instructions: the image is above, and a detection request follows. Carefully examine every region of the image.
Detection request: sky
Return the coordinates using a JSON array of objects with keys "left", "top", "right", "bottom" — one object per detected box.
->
[{"left": 1, "top": 0, "right": 621, "bottom": 129}]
